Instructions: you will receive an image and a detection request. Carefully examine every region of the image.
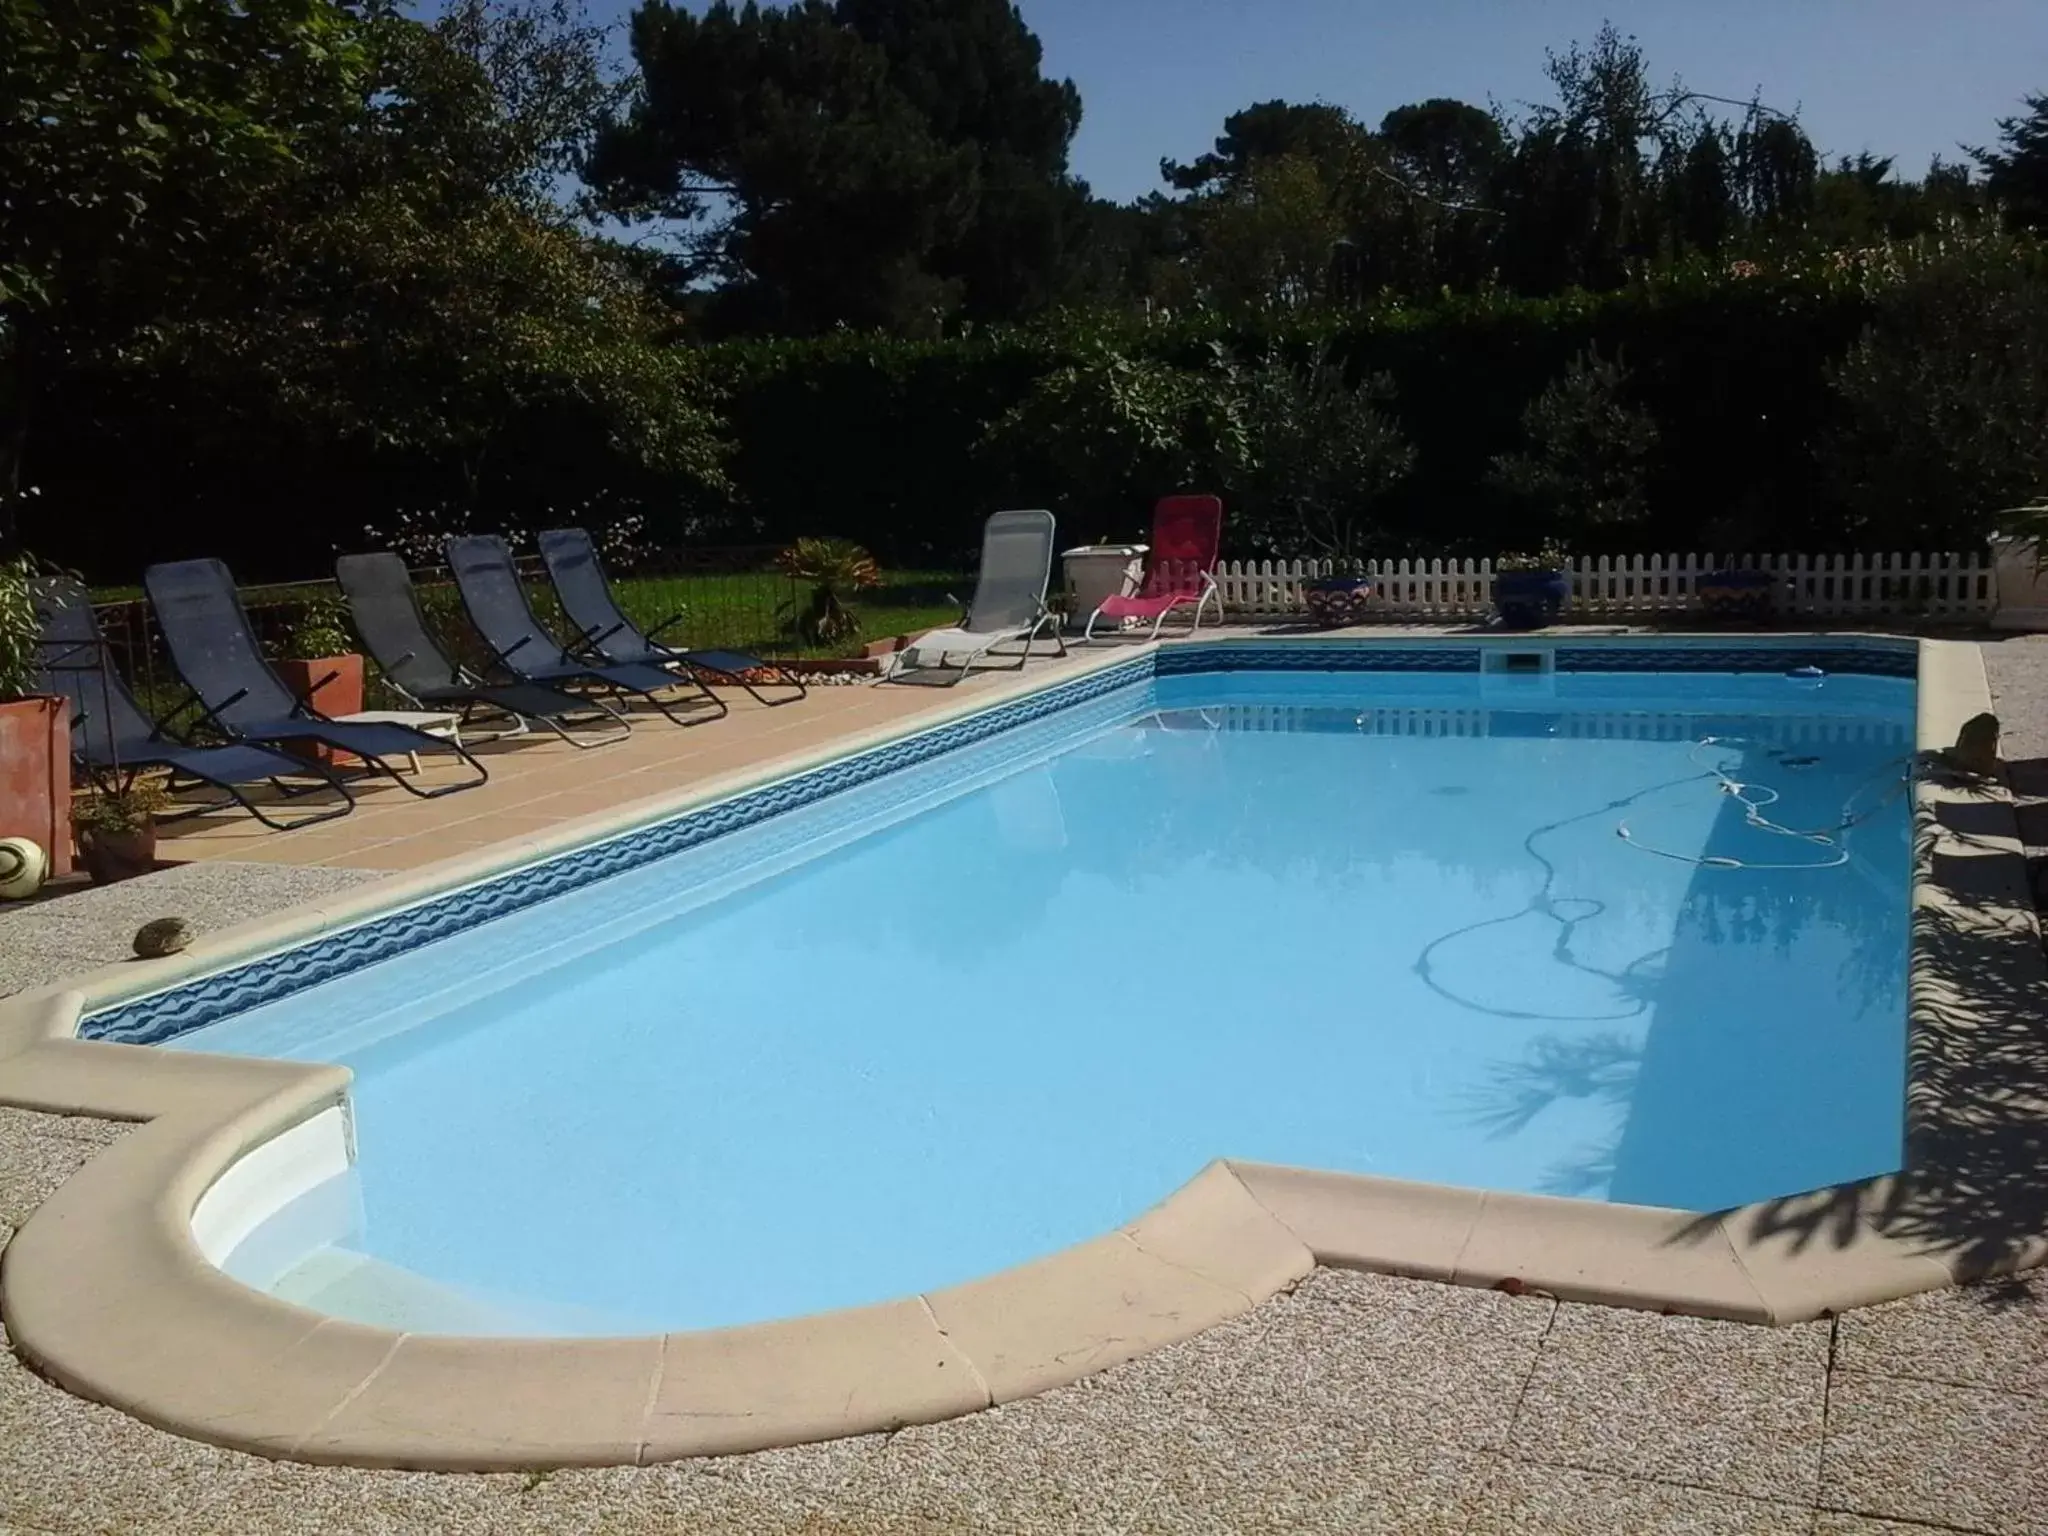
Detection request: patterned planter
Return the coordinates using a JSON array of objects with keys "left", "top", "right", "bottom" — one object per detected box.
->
[
  {"left": 1302, "top": 576, "right": 1375, "bottom": 628},
  {"left": 1696, "top": 570, "right": 1778, "bottom": 622},
  {"left": 1492, "top": 569, "right": 1569, "bottom": 630}
]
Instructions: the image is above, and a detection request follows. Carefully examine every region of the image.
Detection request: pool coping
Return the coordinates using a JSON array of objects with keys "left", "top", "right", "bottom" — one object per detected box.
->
[{"left": 0, "top": 632, "right": 2041, "bottom": 1470}]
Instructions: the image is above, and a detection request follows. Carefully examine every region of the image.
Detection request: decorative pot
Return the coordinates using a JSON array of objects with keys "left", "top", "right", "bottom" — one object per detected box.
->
[
  {"left": 76, "top": 821, "right": 158, "bottom": 884},
  {"left": 274, "top": 653, "right": 365, "bottom": 765},
  {"left": 1492, "top": 569, "right": 1569, "bottom": 631},
  {"left": 0, "top": 695, "right": 74, "bottom": 880},
  {"left": 1696, "top": 570, "right": 1777, "bottom": 622},
  {"left": 1302, "top": 576, "right": 1375, "bottom": 629}
]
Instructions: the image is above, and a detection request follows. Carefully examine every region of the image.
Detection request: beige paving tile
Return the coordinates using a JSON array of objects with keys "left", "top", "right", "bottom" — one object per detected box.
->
[
  {"left": 1821, "top": 1370, "right": 2048, "bottom": 1536},
  {"left": 840, "top": 1386, "right": 1170, "bottom": 1531},
  {"left": 0, "top": 1112, "right": 109, "bottom": 1224},
  {"left": 690, "top": 1433, "right": 889, "bottom": 1511},
  {"left": 1128, "top": 1410, "right": 1489, "bottom": 1535},
  {"left": 1509, "top": 1304, "right": 1828, "bottom": 1504},
  {"left": 505, "top": 1462, "right": 877, "bottom": 1536},
  {"left": 1225, "top": 1269, "right": 1555, "bottom": 1453},
  {"left": 1467, "top": 1461, "right": 1813, "bottom": 1535},
  {"left": 1814, "top": 1516, "right": 1966, "bottom": 1536},
  {"left": 1835, "top": 1272, "right": 2048, "bottom": 1397},
  {"left": 157, "top": 1460, "right": 529, "bottom": 1535}
]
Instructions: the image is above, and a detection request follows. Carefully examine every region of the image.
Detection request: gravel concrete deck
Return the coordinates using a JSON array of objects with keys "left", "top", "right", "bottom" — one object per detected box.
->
[{"left": 0, "top": 637, "right": 2042, "bottom": 1532}]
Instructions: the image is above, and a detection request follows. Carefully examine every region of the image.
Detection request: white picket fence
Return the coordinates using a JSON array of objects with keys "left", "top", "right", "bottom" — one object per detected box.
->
[{"left": 1212, "top": 551, "right": 1998, "bottom": 622}]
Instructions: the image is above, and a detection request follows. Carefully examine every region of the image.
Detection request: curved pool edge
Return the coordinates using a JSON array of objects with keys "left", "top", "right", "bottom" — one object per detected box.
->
[{"left": 2, "top": 632, "right": 2045, "bottom": 1470}]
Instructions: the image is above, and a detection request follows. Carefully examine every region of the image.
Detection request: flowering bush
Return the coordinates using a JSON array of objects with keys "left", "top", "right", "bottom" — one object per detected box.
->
[{"left": 357, "top": 495, "right": 651, "bottom": 571}]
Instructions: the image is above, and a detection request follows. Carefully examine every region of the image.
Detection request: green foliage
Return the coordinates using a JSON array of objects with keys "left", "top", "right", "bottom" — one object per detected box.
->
[
  {"left": 166, "top": 5, "right": 730, "bottom": 492},
  {"left": 1493, "top": 542, "right": 1571, "bottom": 573},
  {"left": 0, "top": 550, "right": 35, "bottom": 699},
  {"left": 72, "top": 775, "right": 171, "bottom": 835},
  {"left": 0, "top": 0, "right": 368, "bottom": 544},
  {"left": 979, "top": 341, "right": 1247, "bottom": 529},
  {"left": 1821, "top": 230, "right": 2048, "bottom": 547},
  {"left": 775, "top": 537, "right": 880, "bottom": 646},
  {"left": 285, "top": 597, "right": 356, "bottom": 661},
  {"left": 1229, "top": 353, "right": 1416, "bottom": 559},
  {"left": 10, "top": 0, "right": 730, "bottom": 576},
  {"left": 1996, "top": 497, "right": 2048, "bottom": 557},
  {"left": 589, "top": 0, "right": 1086, "bottom": 334},
  {"left": 0, "top": 0, "right": 365, "bottom": 318},
  {"left": 1489, "top": 347, "right": 1659, "bottom": 551},
  {"left": 705, "top": 265, "right": 1880, "bottom": 561},
  {"left": 1973, "top": 93, "right": 2048, "bottom": 231}
]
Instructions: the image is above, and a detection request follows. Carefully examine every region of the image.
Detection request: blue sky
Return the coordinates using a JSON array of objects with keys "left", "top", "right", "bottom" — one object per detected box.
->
[{"left": 579, "top": 1, "right": 2048, "bottom": 202}]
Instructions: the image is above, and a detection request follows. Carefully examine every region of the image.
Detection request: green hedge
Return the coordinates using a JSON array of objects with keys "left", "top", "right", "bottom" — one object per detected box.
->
[{"left": 702, "top": 274, "right": 1880, "bottom": 564}]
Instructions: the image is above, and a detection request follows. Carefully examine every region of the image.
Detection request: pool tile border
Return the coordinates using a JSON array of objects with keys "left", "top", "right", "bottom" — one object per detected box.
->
[{"left": 0, "top": 632, "right": 2040, "bottom": 1471}]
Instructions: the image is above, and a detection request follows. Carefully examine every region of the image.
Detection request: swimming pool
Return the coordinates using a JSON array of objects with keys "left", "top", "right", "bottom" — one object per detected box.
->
[{"left": 122, "top": 643, "right": 1915, "bottom": 1338}]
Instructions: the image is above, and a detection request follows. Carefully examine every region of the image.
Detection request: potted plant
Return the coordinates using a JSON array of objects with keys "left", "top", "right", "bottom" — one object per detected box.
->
[
  {"left": 274, "top": 595, "right": 363, "bottom": 763},
  {"left": 776, "top": 538, "right": 880, "bottom": 651},
  {"left": 0, "top": 550, "right": 74, "bottom": 881},
  {"left": 72, "top": 772, "right": 170, "bottom": 884},
  {"left": 1229, "top": 352, "right": 1415, "bottom": 629},
  {"left": 1696, "top": 567, "right": 1779, "bottom": 622},
  {"left": 1492, "top": 543, "right": 1572, "bottom": 630}
]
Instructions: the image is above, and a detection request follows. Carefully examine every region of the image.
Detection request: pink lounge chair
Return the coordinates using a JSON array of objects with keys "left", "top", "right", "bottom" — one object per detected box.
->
[{"left": 1083, "top": 494, "right": 1225, "bottom": 642}]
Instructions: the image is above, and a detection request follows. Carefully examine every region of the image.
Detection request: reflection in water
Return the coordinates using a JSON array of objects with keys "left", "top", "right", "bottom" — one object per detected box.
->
[{"left": 1462, "top": 1031, "right": 1641, "bottom": 1139}]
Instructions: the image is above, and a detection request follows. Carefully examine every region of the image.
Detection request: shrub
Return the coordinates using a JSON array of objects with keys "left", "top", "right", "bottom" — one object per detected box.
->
[
  {"left": 1228, "top": 350, "right": 1416, "bottom": 559},
  {"left": 978, "top": 342, "right": 1246, "bottom": 540},
  {"left": 1488, "top": 347, "right": 1659, "bottom": 553},
  {"left": 1820, "top": 230, "right": 2048, "bottom": 548}
]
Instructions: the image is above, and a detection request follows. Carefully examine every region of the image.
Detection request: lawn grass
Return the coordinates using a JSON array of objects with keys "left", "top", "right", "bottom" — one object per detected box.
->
[{"left": 605, "top": 569, "right": 965, "bottom": 660}]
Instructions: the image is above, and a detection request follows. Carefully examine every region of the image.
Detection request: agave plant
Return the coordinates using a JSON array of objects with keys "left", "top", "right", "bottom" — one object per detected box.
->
[{"left": 776, "top": 538, "right": 880, "bottom": 649}]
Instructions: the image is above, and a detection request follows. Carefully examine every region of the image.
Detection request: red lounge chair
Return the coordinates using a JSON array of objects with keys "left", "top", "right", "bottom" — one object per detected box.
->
[{"left": 1083, "top": 494, "right": 1225, "bottom": 642}]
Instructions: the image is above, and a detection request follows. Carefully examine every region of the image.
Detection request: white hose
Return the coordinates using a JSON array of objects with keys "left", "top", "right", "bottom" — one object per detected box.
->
[{"left": 1615, "top": 737, "right": 1909, "bottom": 871}]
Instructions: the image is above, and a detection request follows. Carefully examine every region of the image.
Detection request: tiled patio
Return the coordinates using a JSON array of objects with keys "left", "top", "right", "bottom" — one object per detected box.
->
[
  {"left": 153, "top": 665, "right": 1076, "bottom": 871},
  {"left": 1, "top": 633, "right": 2045, "bottom": 1532}
]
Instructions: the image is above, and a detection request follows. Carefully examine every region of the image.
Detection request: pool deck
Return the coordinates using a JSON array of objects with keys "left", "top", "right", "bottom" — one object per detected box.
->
[{"left": 2, "top": 627, "right": 2047, "bottom": 1532}]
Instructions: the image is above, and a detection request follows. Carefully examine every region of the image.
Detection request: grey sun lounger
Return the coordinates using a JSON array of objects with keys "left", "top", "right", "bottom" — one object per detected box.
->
[
  {"left": 142, "top": 558, "right": 489, "bottom": 798},
  {"left": 336, "top": 553, "right": 631, "bottom": 750},
  {"left": 33, "top": 577, "right": 355, "bottom": 830},
  {"left": 443, "top": 535, "right": 727, "bottom": 726},
  {"left": 537, "top": 527, "right": 806, "bottom": 707},
  {"left": 880, "top": 509, "right": 1065, "bottom": 685}
]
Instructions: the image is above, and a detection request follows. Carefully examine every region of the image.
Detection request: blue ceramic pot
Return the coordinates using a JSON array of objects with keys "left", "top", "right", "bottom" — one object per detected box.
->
[{"left": 1492, "top": 569, "right": 1569, "bottom": 630}]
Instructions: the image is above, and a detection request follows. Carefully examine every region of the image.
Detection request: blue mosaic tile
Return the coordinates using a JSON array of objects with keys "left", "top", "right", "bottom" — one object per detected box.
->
[
  {"left": 1552, "top": 644, "right": 1916, "bottom": 677},
  {"left": 81, "top": 637, "right": 1916, "bottom": 1047},
  {"left": 1155, "top": 644, "right": 1481, "bottom": 675}
]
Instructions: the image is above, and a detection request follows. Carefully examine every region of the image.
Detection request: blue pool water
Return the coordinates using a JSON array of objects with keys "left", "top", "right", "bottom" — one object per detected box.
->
[{"left": 170, "top": 664, "right": 1914, "bottom": 1335}]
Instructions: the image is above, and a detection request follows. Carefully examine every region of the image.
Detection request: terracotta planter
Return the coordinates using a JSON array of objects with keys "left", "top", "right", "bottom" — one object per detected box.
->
[
  {"left": 0, "top": 695, "right": 74, "bottom": 879},
  {"left": 75, "top": 820, "right": 158, "bottom": 885},
  {"left": 273, "top": 653, "right": 365, "bottom": 766}
]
